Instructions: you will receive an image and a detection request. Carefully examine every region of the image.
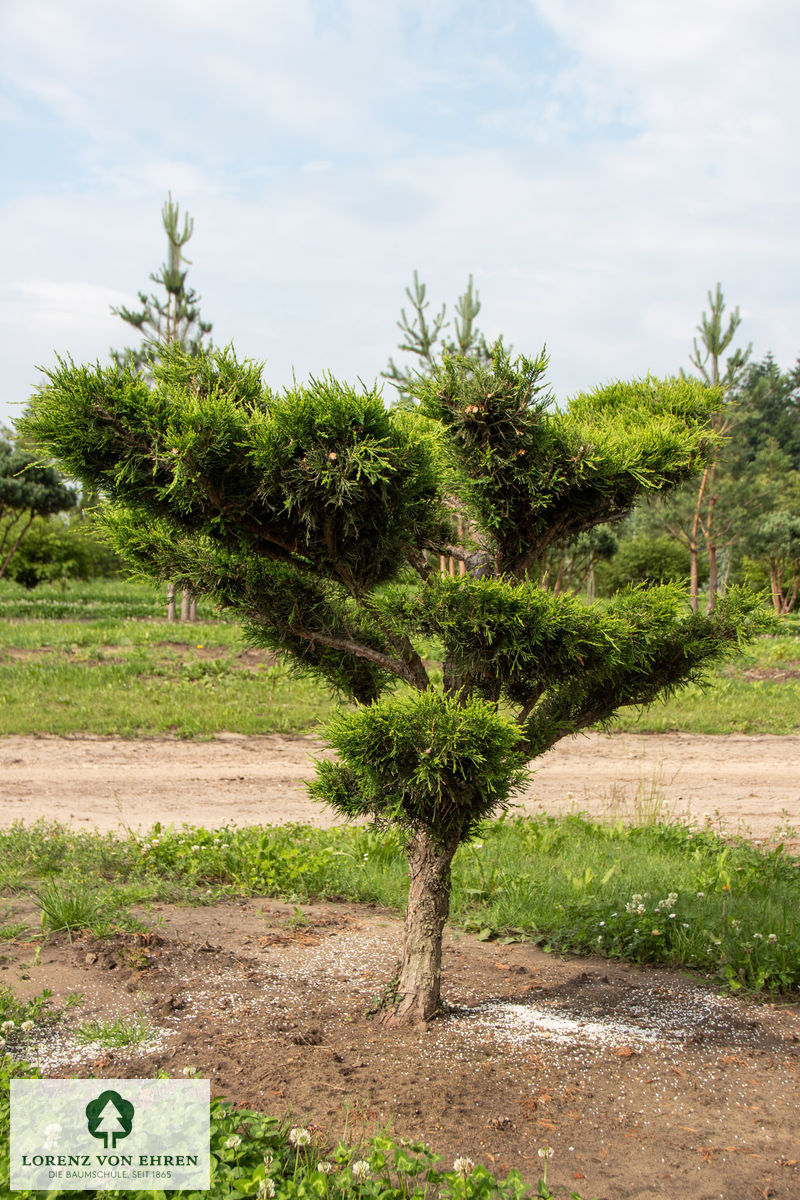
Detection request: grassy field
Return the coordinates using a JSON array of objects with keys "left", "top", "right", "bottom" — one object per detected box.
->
[
  {"left": 0, "top": 580, "right": 798, "bottom": 737},
  {"left": 612, "top": 629, "right": 800, "bottom": 734},
  {"left": 0, "top": 621, "right": 333, "bottom": 737}
]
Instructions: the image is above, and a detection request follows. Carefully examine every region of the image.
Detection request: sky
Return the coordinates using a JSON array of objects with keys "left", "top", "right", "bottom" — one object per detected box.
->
[{"left": 1, "top": 0, "right": 799, "bottom": 429}]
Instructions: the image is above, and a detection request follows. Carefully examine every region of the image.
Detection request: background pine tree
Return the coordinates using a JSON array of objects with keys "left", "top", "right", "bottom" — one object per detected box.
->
[{"left": 110, "top": 194, "right": 213, "bottom": 620}]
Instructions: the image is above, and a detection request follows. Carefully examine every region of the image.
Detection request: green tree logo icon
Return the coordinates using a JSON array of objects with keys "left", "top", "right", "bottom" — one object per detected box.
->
[{"left": 85, "top": 1090, "right": 135, "bottom": 1149}]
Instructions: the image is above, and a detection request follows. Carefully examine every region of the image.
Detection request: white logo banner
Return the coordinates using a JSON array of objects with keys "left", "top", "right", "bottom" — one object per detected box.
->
[{"left": 10, "top": 1079, "right": 210, "bottom": 1191}]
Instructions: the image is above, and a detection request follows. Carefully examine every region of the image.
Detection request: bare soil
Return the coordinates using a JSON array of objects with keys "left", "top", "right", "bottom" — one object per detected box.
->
[
  {"left": 1, "top": 731, "right": 799, "bottom": 845},
  {"left": 2, "top": 732, "right": 800, "bottom": 1199},
  {"left": 2, "top": 899, "right": 799, "bottom": 1200}
]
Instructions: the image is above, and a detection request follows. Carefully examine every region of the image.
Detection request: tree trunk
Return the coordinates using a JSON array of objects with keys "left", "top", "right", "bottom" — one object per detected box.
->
[
  {"left": 769, "top": 565, "right": 783, "bottom": 616},
  {"left": 166, "top": 583, "right": 177, "bottom": 622},
  {"left": 689, "top": 539, "right": 699, "bottom": 612},
  {"left": 704, "top": 460, "right": 720, "bottom": 614},
  {"left": 382, "top": 826, "right": 461, "bottom": 1026},
  {"left": 706, "top": 543, "right": 718, "bottom": 614},
  {"left": 690, "top": 465, "right": 709, "bottom": 613},
  {"left": 586, "top": 558, "right": 596, "bottom": 603}
]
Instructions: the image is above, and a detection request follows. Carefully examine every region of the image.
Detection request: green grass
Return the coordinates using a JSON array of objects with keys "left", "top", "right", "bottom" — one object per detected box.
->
[
  {"left": 32, "top": 878, "right": 146, "bottom": 939},
  {"left": 0, "top": 904, "right": 28, "bottom": 941},
  {"left": 0, "top": 616, "right": 246, "bottom": 650},
  {"left": 611, "top": 675, "right": 800, "bottom": 733},
  {"left": 0, "top": 987, "right": 56, "bottom": 1030},
  {"left": 2, "top": 816, "right": 798, "bottom": 995},
  {"left": 1, "top": 578, "right": 798, "bottom": 735}
]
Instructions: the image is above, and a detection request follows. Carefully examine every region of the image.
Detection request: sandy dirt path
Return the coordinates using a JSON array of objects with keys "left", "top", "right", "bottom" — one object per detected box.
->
[{"left": 1, "top": 731, "right": 799, "bottom": 842}]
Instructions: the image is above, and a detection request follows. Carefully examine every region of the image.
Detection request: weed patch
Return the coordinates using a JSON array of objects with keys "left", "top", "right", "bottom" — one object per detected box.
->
[{"left": 74, "top": 1015, "right": 156, "bottom": 1049}]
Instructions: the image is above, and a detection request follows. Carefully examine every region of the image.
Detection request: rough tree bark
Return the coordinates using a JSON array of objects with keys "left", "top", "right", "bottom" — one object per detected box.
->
[{"left": 382, "top": 824, "right": 463, "bottom": 1026}]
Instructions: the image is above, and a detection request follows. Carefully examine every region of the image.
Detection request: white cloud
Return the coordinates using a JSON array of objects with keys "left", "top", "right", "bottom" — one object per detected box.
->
[
  {"left": 7, "top": 281, "right": 130, "bottom": 330},
  {"left": 1, "top": 0, "right": 799, "bottom": 428}
]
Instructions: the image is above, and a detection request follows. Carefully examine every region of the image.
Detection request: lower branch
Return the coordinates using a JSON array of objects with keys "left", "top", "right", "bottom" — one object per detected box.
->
[
  {"left": 0, "top": 511, "right": 35, "bottom": 580},
  {"left": 293, "top": 626, "right": 416, "bottom": 684}
]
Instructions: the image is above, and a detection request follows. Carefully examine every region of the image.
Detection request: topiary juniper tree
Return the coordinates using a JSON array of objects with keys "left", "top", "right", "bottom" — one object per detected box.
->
[{"left": 21, "top": 343, "right": 764, "bottom": 1024}]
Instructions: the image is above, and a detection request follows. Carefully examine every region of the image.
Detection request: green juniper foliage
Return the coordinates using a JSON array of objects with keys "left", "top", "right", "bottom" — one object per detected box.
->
[{"left": 21, "top": 340, "right": 767, "bottom": 1022}]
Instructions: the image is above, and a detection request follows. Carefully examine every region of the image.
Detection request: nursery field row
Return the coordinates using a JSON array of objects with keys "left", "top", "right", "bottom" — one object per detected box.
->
[{"left": 1, "top": 613, "right": 799, "bottom": 736}]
